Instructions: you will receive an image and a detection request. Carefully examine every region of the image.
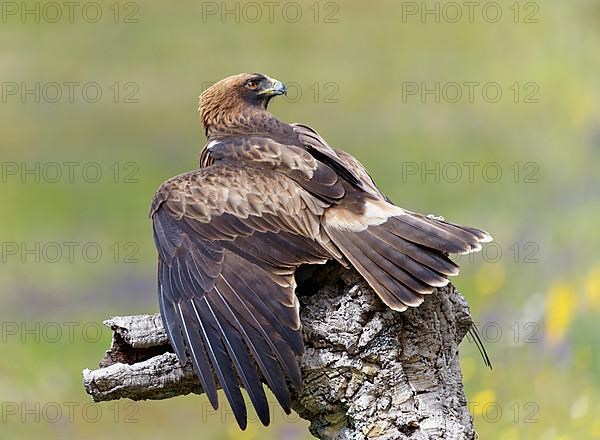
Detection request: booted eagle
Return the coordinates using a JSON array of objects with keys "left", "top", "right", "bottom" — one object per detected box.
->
[{"left": 150, "top": 73, "right": 492, "bottom": 428}]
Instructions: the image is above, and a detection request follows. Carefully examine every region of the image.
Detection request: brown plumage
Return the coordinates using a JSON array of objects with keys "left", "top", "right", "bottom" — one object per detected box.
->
[{"left": 150, "top": 73, "right": 492, "bottom": 429}]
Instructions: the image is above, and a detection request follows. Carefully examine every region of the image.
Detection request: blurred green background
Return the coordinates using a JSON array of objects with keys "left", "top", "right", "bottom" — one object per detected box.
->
[{"left": 1, "top": 0, "right": 599, "bottom": 438}]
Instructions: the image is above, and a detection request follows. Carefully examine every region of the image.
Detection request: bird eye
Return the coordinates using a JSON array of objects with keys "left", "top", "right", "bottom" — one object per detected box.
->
[{"left": 246, "top": 80, "right": 259, "bottom": 90}]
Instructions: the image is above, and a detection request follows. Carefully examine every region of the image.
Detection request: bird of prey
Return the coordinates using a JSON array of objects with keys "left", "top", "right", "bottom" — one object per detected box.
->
[{"left": 150, "top": 73, "right": 492, "bottom": 429}]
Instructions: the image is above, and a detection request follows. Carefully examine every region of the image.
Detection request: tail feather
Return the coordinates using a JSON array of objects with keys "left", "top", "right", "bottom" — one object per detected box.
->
[
  {"left": 468, "top": 325, "right": 493, "bottom": 369},
  {"left": 325, "top": 211, "right": 491, "bottom": 311},
  {"left": 430, "top": 217, "right": 493, "bottom": 244},
  {"left": 356, "top": 239, "right": 435, "bottom": 294},
  {"left": 328, "top": 229, "right": 424, "bottom": 308},
  {"left": 365, "top": 229, "right": 452, "bottom": 286},
  {"left": 369, "top": 227, "right": 460, "bottom": 277},
  {"left": 388, "top": 213, "right": 484, "bottom": 254}
]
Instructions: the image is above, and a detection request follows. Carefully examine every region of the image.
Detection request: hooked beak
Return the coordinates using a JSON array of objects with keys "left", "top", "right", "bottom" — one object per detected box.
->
[{"left": 259, "top": 77, "right": 287, "bottom": 96}]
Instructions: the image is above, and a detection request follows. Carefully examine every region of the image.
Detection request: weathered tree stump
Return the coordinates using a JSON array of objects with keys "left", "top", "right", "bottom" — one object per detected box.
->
[{"left": 83, "top": 262, "right": 477, "bottom": 439}]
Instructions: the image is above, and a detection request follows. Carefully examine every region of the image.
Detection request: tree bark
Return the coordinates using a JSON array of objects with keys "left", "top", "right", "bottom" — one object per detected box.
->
[{"left": 83, "top": 262, "right": 476, "bottom": 439}]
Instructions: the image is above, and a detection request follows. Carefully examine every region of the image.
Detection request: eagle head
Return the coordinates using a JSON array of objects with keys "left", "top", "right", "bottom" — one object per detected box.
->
[{"left": 199, "top": 73, "right": 287, "bottom": 136}]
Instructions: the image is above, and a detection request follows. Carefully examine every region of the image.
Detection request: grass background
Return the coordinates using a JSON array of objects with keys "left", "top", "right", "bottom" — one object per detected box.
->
[{"left": 1, "top": 0, "right": 600, "bottom": 438}]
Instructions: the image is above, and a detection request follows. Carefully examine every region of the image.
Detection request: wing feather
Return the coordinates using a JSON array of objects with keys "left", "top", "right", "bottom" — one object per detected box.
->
[
  {"left": 151, "top": 163, "right": 328, "bottom": 428},
  {"left": 174, "top": 300, "right": 219, "bottom": 407},
  {"left": 190, "top": 297, "right": 247, "bottom": 428},
  {"left": 216, "top": 271, "right": 295, "bottom": 412}
]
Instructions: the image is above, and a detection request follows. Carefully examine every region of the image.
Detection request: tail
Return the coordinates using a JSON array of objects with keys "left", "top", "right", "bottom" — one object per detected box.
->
[{"left": 323, "top": 203, "right": 492, "bottom": 312}]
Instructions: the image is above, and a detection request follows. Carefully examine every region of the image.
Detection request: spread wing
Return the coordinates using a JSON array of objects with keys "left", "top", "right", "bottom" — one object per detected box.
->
[{"left": 150, "top": 164, "right": 331, "bottom": 429}]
